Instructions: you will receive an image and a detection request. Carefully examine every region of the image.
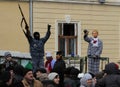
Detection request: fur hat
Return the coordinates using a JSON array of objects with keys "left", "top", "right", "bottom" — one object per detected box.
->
[{"left": 48, "top": 72, "right": 58, "bottom": 80}]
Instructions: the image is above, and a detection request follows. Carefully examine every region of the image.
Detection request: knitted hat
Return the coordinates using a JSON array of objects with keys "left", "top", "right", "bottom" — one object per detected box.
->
[
  {"left": 48, "top": 72, "right": 58, "bottom": 80},
  {"left": 4, "top": 52, "right": 12, "bottom": 58},
  {"left": 104, "top": 62, "right": 119, "bottom": 74},
  {"left": 0, "top": 71, "right": 11, "bottom": 82}
]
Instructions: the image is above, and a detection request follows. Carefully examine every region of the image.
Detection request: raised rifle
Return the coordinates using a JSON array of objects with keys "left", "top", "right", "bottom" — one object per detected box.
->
[{"left": 18, "top": 4, "right": 29, "bottom": 34}]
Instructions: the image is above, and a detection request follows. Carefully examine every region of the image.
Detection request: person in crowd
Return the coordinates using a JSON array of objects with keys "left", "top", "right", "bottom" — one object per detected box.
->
[
  {"left": 42, "top": 80, "right": 57, "bottom": 87},
  {"left": 12, "top": 65, "right": 25, "bottom": 86},
  {"left": 52, "top": 51, "right": 66, "bottom": 87},
  {"left": 35, "top": 68, "right": 48, "bottom": 81},
  {"left": 5, "top": 66, "right": 15, "bottom": 80},
  {"left": 2, "top": 52, "right": 18, "bottom": 70},
  {"left": 95, "top": 62, "right": 120, "bottom": 87},
  {"left": 45, "top": 52, "right": 56, "bottom": 73},
  {"left": 94, "top": 71, "right": 104, "bottom": 82},
  {"left": 21, "top": 68, "right": 43, "bottom": 87},
  {"left": 0, "top": 71, "right": 13, "bottom": 87},
  {"left": 83, "top": 29, "right": 103, "bottom": 74},
  {"left": 48, "top": 72, "right": 60, "bottom": 86},
  {"left": 80, "top": 73, "right": 95, "bottom": 87},
  {"left": 64, "top": 66, "right": 77, "bottom": 87},
  {"left": 69, "top": 67, "right": 81, "bottom": 87},
  {"left": 24, "top": 24, "right": 51, "bottom": 72}
]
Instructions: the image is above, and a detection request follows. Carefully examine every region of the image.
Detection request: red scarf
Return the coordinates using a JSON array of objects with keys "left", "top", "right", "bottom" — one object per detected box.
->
[{"left": 45, "top": 57, "right": 53, "bottom": 72}]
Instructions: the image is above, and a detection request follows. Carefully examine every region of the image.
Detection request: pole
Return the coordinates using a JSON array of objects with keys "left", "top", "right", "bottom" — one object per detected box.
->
[{"left": 29, "top": 0, "right": 33, "bottom": 36}]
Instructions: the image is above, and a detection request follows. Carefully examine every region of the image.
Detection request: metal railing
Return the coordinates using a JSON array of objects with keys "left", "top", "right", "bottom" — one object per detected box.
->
[
  {"left": 0, "top": 55, "right": 109, "bottom": 72},
  {"left": 64, "top": 56, "right": 109, "bottom": 73}
]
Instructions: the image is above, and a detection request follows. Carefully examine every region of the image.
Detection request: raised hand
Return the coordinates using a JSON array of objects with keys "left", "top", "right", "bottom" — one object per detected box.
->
[
  {"left": 83, "top": 29, "right": 89, "bottom": 35},
  {"left": 48, "top": 24, "right": 51, "bottom": 31}
]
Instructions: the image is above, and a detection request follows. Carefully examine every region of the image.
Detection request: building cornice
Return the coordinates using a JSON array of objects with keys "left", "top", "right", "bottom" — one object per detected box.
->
[
  {"left": 1, "top": 0, "right": 120, "bottom": 6},
  {"left": 34, "top": 0, "right": 120, "bottom": 6}
]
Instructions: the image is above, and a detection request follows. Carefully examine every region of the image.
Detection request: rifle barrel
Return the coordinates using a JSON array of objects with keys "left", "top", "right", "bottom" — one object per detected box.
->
[{"left": 18, "top": 4, "right": 28, "bottom": 27}]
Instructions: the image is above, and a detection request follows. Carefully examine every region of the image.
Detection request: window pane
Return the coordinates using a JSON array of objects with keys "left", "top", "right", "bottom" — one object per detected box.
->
[
  {"left": 58, "top": 23, "right": 63, "bottom": 35},
  {"left": 68, "top": 38, "right": 76, "bottom": 56},
  {"left": 63, "top": 23, "right": 74, "bottom": 36},
  {"left": 59, "top": 38, "right": 65, "bottom": 56}
]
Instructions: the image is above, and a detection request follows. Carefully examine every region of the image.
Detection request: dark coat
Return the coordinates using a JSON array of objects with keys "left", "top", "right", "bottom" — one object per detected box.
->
[
  {"left": 95, "top": 74, "right": 120, "bottom": 87},
  {"left": 64, "top": 77, "right": 79, "bottom": 87},
  {"left": 52, "top": 59, "right": 66, "bottom": 87},
  {"left": 0, "top": 82, "right": 12, "bottom": 87}
]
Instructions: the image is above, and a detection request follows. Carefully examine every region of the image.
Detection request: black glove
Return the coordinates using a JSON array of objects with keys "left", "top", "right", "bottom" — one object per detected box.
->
[
  {"left": 83, "top": 29, "right": 89, "bottom": 35},
  {"left": 48, "top": 24, "right": 51, "bottom": 31}
]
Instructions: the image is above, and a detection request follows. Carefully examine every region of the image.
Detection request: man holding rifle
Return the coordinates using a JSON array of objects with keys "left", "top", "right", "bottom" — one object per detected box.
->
[
  {"left": 25, "top": 25, "right": 51, "bottom": 73},
  {"left": 18, "top": 4, "right": 51, "bottom": 72}
]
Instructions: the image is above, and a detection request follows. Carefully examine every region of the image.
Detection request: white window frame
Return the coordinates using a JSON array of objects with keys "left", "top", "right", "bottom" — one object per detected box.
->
[{"left": 55, "top": 20, "right": 81, "bottom": 57}]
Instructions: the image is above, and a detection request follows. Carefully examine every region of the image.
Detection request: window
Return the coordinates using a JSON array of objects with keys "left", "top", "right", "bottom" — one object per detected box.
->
[{"left": 58, "top": 23, "right": 78, "bottom": 57}]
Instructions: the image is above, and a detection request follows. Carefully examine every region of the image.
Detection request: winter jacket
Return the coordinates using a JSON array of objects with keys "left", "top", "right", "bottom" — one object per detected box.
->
[
  {"left": 95, "top": 75, "right": 120, "bottom": 87},
  {"left": 22, "top": 79, "right": 43, "bottom": 87}
]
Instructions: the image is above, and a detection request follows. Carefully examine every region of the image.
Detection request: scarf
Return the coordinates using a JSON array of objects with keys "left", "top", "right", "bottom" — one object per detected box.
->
[
  {"left": 91, "top": 38, "right": 98, "bottom": 47},
  {"left": 45, "top": 58, "right": 53, "bottom": 72}
]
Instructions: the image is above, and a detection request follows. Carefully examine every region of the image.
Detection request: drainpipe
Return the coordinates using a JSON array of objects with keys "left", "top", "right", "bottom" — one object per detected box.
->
[{"left": 29, "top": 0, "right": 33, "bottom": 36}]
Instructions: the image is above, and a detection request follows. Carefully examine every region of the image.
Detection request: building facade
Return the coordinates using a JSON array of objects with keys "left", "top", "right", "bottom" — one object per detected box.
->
[{"left": 0, "top": 0, "right": 120, "bottom": 63}]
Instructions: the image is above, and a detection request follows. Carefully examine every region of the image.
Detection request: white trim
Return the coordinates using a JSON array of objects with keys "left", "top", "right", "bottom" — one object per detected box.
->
[
  {"left": 55, "top": 20, "right": 58, "bottom": 52},
  {"left": 77, "top": 21, "right": 81, "bottom": 57}
]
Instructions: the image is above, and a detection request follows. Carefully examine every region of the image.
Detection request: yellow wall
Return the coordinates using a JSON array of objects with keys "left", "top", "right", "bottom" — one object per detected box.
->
[
  {"left": 0, "top": 1, "right": 29, "bottom": 52},
  {"left": 33, "top": 2, "right": 120, "bottom": 62},
  {"left": 0, "top": 1, "right": 120, "bottom": 62}
]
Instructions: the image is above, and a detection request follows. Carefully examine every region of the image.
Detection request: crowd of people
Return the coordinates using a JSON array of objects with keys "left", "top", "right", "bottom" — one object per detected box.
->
[
  {"left": 0, "top": 51, "right": 120, "bottom": 87},
  {"left": 0, "top": 23, "right": 120, "bottom": 87}
]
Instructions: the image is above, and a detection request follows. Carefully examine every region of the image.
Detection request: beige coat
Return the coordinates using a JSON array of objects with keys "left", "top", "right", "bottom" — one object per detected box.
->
[{"left": 22, "top": 79, "right": 43, "bottom": 87}]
